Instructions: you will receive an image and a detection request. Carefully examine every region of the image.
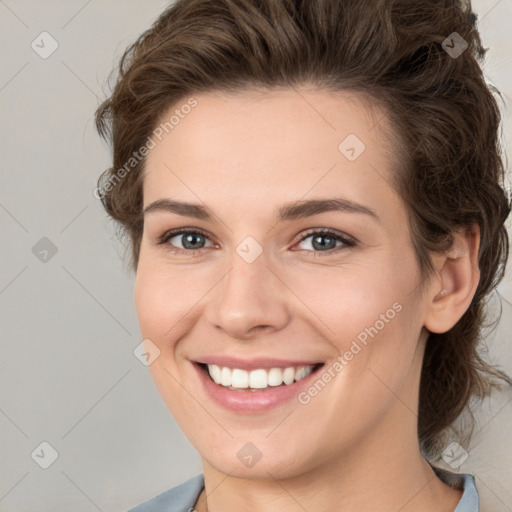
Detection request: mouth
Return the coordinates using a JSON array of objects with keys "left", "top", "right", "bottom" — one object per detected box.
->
[
  {"left": 192, "top": 359, "right": 327, "bottom": 413},
  {"left": 195, "top": 362, "right": 325, "bottom": 392}
]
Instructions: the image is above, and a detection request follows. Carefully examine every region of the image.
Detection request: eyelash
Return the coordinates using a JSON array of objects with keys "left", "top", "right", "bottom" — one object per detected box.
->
[{"left": 156, "top": 227, "right": 356, "bottom": 258}]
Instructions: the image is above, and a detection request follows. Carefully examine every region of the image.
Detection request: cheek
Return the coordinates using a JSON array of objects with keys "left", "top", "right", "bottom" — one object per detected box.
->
[
  {"left": 134, "top": 258, "right": 208, "bottom": 346},
  {"left": 286, "top": 256, "right": 414, "bottom": 342},
  {"left": 285, "top": 252, "right": 422, "bottom": 394},
  {"left": 134, "top": 262, "right": 201, "bottom": 419}
]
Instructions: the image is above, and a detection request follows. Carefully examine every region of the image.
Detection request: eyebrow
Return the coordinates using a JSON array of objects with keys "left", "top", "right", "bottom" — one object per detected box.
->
[{"left": 143, "top": 197, "right": 379, "bottom": 223}]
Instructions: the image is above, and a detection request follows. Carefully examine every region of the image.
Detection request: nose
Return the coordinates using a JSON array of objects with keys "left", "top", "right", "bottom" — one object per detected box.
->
[{"left": 204, "top": 251, "right": 291, "bottom": 340}]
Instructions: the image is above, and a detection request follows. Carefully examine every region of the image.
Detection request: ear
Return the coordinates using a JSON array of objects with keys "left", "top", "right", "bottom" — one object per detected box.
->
[{"left": 424, "top": 224, "right": 481, "bottom": 334}]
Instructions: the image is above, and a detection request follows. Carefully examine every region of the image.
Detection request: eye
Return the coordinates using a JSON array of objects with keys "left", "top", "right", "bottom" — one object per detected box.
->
[
  {"left": 294, "top": 229, "right": 356, "bottom": 256},
  {"left": 157, "top": 228, "right": 214, "bottom": 255}
]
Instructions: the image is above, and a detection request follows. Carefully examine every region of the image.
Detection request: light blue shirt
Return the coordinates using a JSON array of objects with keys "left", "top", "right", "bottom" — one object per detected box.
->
[{"left": 126, "top": 465, "right": 479, "bottom": 511}]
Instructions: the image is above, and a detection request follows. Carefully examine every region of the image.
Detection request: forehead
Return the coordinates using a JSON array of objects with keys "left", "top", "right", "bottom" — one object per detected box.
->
[{"left": 142, "top": 88, "right": 403, "bottom": 223}]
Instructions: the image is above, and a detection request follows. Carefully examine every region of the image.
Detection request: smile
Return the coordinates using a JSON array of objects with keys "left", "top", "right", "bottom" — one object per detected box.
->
[
  {"left": 193, "top": 361, "right": 325, "bottom": 413},
  {"left": 203, "top": 363, "right": 322, "bottom": 391}
]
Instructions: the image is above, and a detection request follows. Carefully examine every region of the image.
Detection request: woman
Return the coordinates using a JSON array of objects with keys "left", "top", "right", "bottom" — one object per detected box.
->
[{"left": 95, "top": 0, "right": 511, "bottom": 510}]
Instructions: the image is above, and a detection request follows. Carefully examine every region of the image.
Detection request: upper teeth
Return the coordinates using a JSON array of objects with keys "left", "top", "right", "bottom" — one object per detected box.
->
[{"left": 207, "top": 364, "right": 315, "bottom": 389}]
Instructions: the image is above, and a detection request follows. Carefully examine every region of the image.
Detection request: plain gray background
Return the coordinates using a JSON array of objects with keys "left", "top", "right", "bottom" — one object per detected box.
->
[{"left": 0, "top": 0, "right": 511, "bottom": 510}]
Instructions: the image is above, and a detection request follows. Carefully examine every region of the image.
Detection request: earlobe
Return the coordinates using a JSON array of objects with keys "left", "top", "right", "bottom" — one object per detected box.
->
[{"left": 424, "top": 225, "right": 481, "bottom": 334}]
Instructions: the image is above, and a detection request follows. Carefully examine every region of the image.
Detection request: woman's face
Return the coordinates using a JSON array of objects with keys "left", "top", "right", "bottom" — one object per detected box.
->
[{"left": 135, "top": 88, "right": 433, "bottom": 479}]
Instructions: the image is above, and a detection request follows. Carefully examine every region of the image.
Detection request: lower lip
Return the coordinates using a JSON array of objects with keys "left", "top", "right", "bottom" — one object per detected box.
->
[{"left": 193, "top": 362, "right": 323, "bottom": 414}]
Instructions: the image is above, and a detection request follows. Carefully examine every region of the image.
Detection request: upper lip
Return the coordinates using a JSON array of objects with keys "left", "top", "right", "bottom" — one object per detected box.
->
[{"left": 194, "top": 356, "right": 324, "bottom": 371}]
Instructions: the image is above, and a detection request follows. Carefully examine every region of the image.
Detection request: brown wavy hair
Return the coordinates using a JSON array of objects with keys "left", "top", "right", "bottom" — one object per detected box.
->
[{"left": 95, "top": 0, "right": 511, "bottom": 458}]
